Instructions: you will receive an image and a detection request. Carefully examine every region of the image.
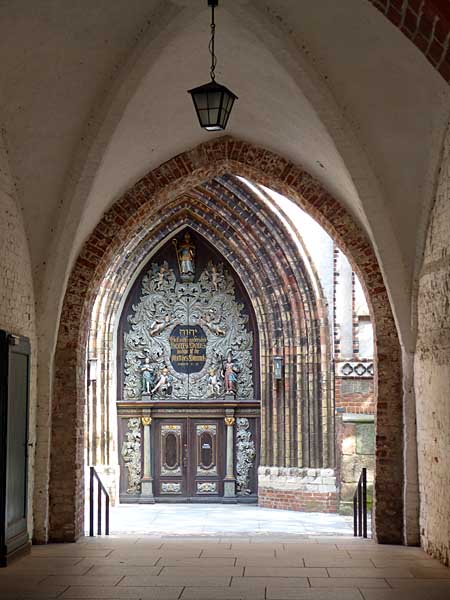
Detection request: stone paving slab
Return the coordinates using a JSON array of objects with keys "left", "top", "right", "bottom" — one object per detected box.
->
[
  {"left": 157, "top": 557, "right": 237, "bottom": 566},
  {"left": 326, "top": 567, "right": 414, "bottom": 578},
  {"left": 41, "top": 575, "right": 123, "bottom": 586},
  {"left": 181, "top": 586, "right": 265, "bottom": 599},
  {"left": 60, "top": 588, "right": 182, "bottom": 599},
  {"left": 244, "top": 566, "right": 328, "bottom": 578},
  {"left": 266, "top": 589, "right": 363, "bottom": 599},
  {"left": 87, "top": 566, "right": 163, "bottom": 576},
  {"left": 159, "top": 565, "right": 244, "bottom": 577},
  {"left": 230, "top": 576, "right": 310, "bottom": 588},
  {"left": 309, "top": 577, "right": 389, "bottom": 588},
  {"left": 118, "top": 574, "right": 232, "bottom": 587},
  {"left": 360, "top": 591, "right": 450, "bottom": 600}
]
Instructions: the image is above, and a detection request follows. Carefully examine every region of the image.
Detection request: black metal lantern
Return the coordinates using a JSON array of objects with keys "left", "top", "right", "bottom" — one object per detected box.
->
[
  {"left": 188, "top": 0, "right": 238, "bottom": 131},
  {"left": 273, "top": 355, "right": 283, "bottom": 380}
]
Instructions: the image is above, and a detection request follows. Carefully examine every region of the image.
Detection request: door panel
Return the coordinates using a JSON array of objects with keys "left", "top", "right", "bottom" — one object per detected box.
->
[
  {"left": 154, "top": 418, "right": 224, "bottom": 499},
  {"left": 0, "top": 331, "right": 30, "bottom": 565},
  {"left": 190, "top": 420, "right": 222, "bottom": 498},
  {"left": 155, "top": 420, "right": 187, "bottom": 496}
]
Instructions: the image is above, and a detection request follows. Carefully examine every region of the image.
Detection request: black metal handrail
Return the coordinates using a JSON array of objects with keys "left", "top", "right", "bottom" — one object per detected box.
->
[
  {"left": 353, "top": 467, "right": 368, "bottom": 538},
  {"left": 89, "top": 466, "right": 110, "bottom": 537}
]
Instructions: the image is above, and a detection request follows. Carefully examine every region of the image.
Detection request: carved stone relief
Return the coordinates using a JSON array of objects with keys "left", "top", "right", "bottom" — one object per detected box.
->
[
  {"left": 236, "top": 418, "right": 256, "bottom": 495},
  {"left": 123, "top": 255, "right": 253, "bottom": 400},
  {"left": 121, "top": 418, "right": 142, "bottom": 495}
]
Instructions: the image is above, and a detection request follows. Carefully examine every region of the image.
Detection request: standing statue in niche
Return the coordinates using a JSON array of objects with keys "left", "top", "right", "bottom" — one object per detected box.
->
[
  {"left": 152, "top": 365, "right": 173, "bottom": 396},
  {"left": 221, "top": 350, "right": 239, "bottom": 395},
  {"left": 173, "top": 232, "right": 195, "bottom": 279},
  {"left": 141, "top": 357, "right": 156, "bottom": 394}
]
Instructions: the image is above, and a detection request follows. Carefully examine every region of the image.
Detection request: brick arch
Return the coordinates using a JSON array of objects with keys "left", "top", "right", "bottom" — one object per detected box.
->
[
  {"left": 369, "top": 0, "right": 450, "bottom": 83},
  {"left": 50, "top": 137, "right": 403, "bottom": 544}
]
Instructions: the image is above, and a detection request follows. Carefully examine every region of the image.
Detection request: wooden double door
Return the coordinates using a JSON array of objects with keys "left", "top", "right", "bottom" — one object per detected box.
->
[{"left": 154, "top": 418, "right": 225, "bottom": 500}]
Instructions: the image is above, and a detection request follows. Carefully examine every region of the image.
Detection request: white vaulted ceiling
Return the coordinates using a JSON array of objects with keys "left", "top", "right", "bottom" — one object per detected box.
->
[{"left": 0, "top": 0, "right": 449, "bottom": 352}]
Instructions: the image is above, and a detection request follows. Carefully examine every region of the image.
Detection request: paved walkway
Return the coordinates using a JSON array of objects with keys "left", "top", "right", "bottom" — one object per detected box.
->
[
  {"left": 99, "top": 504, "right": 356, "bottom": 537},
  {"left": 1, "top": 534, "right": 450, "bottom": 599}
]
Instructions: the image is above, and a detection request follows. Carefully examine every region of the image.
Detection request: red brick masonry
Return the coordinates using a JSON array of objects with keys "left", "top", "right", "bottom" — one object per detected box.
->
[
  {"left": 259, "top": 489, "right": 338, "bottom": 513},
  {"left": 370, "top": 0, "right": 450, "bottom": 83}
]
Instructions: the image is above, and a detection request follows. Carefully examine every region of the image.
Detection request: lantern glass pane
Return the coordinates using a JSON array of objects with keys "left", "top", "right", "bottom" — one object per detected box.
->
[
  {"left": 209, "top": 108, "right": 219, "bottom": 124},
  {"left": 223, "top": 95, "right": 232, "bottom": 112},
  {"left": 209, "top": 91, "right": 222, "bottom": 108},
  {"left": 194, "top": 92, "right": 208, "bottom": 110}
]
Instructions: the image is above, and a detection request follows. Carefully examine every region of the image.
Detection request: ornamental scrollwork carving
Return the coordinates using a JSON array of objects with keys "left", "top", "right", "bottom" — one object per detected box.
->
[
  {"left": 121, "top": 418, "right": 141, "bottom": 495},
  {"left": 197, "top": 482, "right": 217, "bottom": 494},
  {"left": 123, "top": 256, "right": 253, "bottom": 400},
  {"left": 236, "top": 418, "right": 256, "bottom": 495},
  {"left": 161, "top": 482, "right": 181, "bottom": 494}
]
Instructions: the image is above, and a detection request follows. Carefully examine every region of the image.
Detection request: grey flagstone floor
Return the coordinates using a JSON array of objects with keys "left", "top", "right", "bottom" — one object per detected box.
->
[{"left": 91, "top": 504, "right": 358, "bottom": 537}]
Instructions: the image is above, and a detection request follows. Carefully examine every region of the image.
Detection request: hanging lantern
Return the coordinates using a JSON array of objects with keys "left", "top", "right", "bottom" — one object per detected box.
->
[{"left": 188, "top": 0, "right": 238, "bottom": 131}]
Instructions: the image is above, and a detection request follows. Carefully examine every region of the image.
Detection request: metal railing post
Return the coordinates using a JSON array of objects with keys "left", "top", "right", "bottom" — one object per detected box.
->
[
  {"left": 97, "top": 480, "right": 102, "bottom": 536},
  {"left": 105, "top": 495, "right": 110, "bottom": 536},
  {"left": 353, "top": 468, "right": 369, "bottom": 538},
  {"left": 358, "top": 479, "right": 363, "bottom": 537},
  {"left": 89, "top": 467, "right": 94, "bottom": 537},
  {"left": 89, "top": 466, "right": 110, "bottom": 537},
  {"left": 362, "top": 467, "right": 367, "bottom": 539}
]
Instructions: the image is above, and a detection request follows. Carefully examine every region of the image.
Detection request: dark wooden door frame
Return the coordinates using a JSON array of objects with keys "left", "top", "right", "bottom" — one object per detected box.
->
[
  {"left": 0, "top": 331, "right": 31, "bottom": 566},
  {"left": 153, "top": 417, "right": 224, "bottom": 500}
]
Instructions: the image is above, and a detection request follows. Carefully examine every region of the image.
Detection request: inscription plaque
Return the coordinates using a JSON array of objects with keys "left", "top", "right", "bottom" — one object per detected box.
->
[{"left": 169, "top": 325, "right": 207, "bottom": 374}]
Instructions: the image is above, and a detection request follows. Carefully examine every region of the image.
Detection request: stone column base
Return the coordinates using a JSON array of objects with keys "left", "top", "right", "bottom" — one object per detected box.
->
[
  {"left": 223, "top": 478, "right": 236, "bottom": 501},
  {"left": 140, "top": 479, "right": 155, "bottom": 503},
  {"left": 258, "top": 467, "right": 338, "bottom": 513}
]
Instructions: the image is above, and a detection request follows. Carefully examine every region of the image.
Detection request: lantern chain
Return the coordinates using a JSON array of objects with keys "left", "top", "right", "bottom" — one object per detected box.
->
[{"left": 209, "top": 2, "right": 217, "bottom": 81}]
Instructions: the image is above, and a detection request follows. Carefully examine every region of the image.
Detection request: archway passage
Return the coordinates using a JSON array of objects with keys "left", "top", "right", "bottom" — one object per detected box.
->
[{"left": 50, "top": 137, "right": 402, "bottom": 544}]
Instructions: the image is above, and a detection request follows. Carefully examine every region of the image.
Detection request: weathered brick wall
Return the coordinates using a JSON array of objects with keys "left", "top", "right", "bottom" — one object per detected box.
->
[
  {"left": 335, "top": 378, "right": 375, "bottom": 414},
  {"left": 415, "top": 123, "right": 450, "bottom": 565},
  {"left": 0, "top": 130, "right": 37, "bottom": 536},
  {"left": 258, "top": 467, "right": 338, "bottom": 513},
  {"left": 369, "top": 0, "right": 450, "bottom": 82}
]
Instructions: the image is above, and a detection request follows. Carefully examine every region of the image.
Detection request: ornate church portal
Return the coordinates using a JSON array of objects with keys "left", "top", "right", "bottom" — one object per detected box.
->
[{"left": 117, "top": 229, "right": 260, "bottom": 502}]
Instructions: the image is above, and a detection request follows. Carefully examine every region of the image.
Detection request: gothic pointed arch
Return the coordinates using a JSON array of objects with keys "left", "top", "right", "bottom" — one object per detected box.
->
[{"left": 50, "top": 137, "right": 402, "bottom": 545}]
